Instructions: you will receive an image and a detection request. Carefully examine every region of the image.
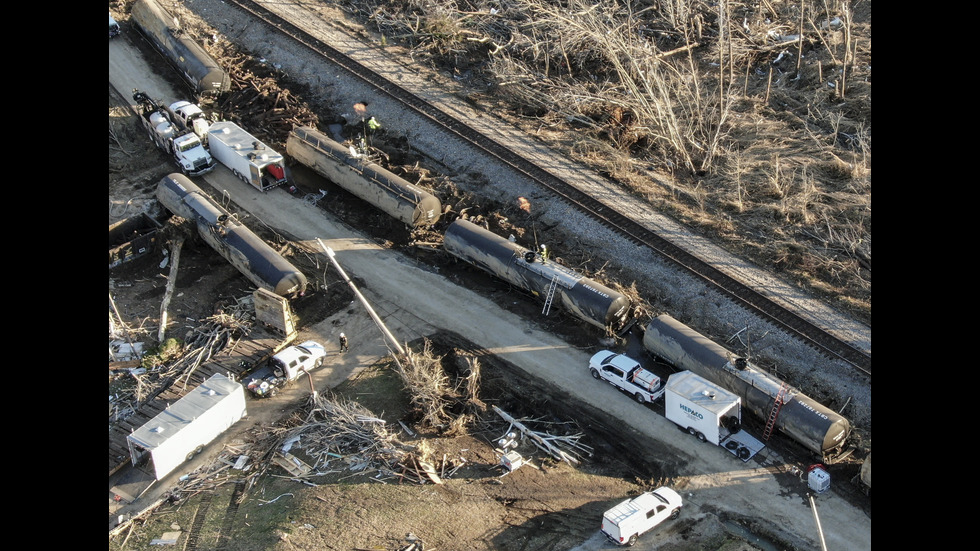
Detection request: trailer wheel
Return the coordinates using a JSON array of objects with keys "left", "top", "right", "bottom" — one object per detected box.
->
[
  {"left": 687, "top": 427, "right": 697, "bottom": 436},
  {"left": 627, "top": 534, "right": 638, "bottom": 546},
  {"left": 590, "top": 369, "right": 600, "bottom": 380},
  {"left": 634, "top": 392, "right": 645, "bottom": 404},
  {"left": 696, "top": 432, "right": 707, "bottom": 443}
]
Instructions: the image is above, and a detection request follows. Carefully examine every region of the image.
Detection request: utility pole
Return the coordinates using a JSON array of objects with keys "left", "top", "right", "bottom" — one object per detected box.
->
[
  {"left": 808, "top": 493, "right": 828, "bottom": 551},
  {"left": 316, "top": 239, "right": 406, "bottom": 357}
]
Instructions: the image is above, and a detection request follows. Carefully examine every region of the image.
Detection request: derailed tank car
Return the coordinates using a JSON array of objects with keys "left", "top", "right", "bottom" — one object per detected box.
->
[
  {"left": 444, "top": 219, "right": 632, "bottom": 330},
  {"left": 130, "top": 0, "right": 231, "bottom": 97},
  {"left": 156, "top": 173, "right": 307, "bottom": 297},
  {"left": 286, "top": 126, "right": 442, "bottom": 228},
  {"left": 642, "top": 314, "right": 850, "bottom": 461},
  {"left": 858, "top": 452, "right": 871, "bottom": 496}
]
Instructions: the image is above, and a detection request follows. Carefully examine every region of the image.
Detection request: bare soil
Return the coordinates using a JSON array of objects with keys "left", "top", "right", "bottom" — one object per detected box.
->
[{"left": 109, "top": 1, "right": 871, "bottom": 549}]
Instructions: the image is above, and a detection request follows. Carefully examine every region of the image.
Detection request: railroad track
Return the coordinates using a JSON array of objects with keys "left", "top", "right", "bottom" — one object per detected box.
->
[{"left": 218, "top": 0, "right": 870, "bottom": 377}]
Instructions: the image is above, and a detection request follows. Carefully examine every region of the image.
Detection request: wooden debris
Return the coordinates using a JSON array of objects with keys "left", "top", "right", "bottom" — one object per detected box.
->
[
  {"left": 418, "top": 460, "right": 443, "bottom": 484},
  {"left": 272, "top": 452, "right": 313, "bottom": 477},
  {"left": 108, "top": 297, "right": 256, "bottom": 426},
  {"left": 391, "top": 339, "right": 483, "bottom": 435},
  {"left": 212, "top": 52, "right": 320, "bottom": 148},
  {"left": 492, "top": 405, "right": 593, "bottom": 466}
]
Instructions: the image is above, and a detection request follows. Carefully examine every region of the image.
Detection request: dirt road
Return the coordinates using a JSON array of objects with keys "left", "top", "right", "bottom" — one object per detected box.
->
[{"left": 109, "top": 27, "right": 870, "bottom": 551}]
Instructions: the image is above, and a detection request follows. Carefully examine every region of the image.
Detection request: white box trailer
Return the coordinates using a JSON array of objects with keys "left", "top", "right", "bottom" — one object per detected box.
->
[
  {"left": 664, "top": 371, "right": 764, "bottom": 462},
  {"left": 207, "top": 121, "right": 289, "bottom": 192},
  {"left": 127, "top": 373, "right": 247, "bottom": 480}
]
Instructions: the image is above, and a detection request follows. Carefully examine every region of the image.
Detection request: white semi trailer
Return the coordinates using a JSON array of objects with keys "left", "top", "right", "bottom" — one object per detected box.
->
[{"left": 126, "top": 373, "right": 247, "bottom": 481}]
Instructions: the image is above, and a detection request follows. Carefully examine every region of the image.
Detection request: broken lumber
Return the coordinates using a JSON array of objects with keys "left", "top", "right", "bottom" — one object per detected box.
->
[{"left": 492, "top": 405, "right": 582, "bottom": 465}]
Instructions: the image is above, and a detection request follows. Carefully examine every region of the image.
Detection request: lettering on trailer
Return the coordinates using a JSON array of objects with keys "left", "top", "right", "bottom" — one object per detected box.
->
[{"left": 679, "top": 404, "right": 704, "bottom": 420}]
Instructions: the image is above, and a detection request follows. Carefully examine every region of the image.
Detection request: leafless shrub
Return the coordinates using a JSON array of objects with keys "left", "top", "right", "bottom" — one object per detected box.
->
[
  {"left": 393, "top": 339, "right": 481, "bottom": 434},
  {"left": 316, "top": 0, "right": 871, "bottom": 319}
]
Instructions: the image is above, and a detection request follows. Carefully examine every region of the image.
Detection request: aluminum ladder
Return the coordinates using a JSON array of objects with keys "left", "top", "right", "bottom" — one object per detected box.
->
[
  {"left": 763, "top": 382, "right": 790, "bottom": 441},
  {"left": 541, "top": 275, "right": 560, "bottom": 315}
]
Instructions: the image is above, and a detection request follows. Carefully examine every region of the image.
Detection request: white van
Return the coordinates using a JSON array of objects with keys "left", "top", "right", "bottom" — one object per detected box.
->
[{"left": 601, "top": 486, "right": 682, "bottom": 546}]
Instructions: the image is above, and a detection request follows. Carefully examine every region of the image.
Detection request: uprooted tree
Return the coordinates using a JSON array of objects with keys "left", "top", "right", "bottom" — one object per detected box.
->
[{"left": 393, "top": 339, "right": 484, "bottom": 435}]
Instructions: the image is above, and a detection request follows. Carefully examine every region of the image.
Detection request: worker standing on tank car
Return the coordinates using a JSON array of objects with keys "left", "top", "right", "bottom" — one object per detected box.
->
[
  {"left": 339, "top": 332, "right": 349, "bottom": 353},
  {"left": 540, "top": 244, "right": 549, "bottom": 263},
  {"left": 365, "top": 117, "right": 381, "bottom": 146}
]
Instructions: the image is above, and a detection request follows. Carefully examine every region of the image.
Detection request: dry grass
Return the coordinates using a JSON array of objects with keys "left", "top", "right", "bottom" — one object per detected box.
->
[{"left": 347, "top": 0, "right": 871, "bottom": 323}]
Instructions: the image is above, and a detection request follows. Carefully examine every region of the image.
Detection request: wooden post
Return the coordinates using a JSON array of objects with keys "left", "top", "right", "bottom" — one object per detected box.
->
[
  {"left": 157, "top": 237, "right": 184, "bottom": 342},
  {"left": 316, "top": 239, "right": 406, "bottom": 357}
]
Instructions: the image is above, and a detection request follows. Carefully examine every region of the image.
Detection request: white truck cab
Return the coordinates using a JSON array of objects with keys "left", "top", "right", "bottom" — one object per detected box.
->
[
  {"left": 601, "top": 486, "right": 682, "bottom": 546},
  {"left": 170, "top": 133, "right": 215, "bottom": 176}
]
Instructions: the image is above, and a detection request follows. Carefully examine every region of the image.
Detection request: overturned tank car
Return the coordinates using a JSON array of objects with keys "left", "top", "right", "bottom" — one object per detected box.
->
[
  {"left": 156, "top": 173, "right": 307, "bottom": 297},
  {"left": 443, "top": 219, "right": 632, "bottom": 330},
  {"left": 286, "top": 126, "right": 442, "bottom": 228},
  {"left": 130, "top": 0, "right": 231, "bottom": 97},
  {"left": 642, "top": 314, "right": 851, "bottom": 462}
]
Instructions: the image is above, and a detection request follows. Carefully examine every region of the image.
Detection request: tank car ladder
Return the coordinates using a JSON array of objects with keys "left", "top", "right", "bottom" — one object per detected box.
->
[
  {"left": 763, "top": 382, "right": 790, "bottom": 441},
  {"left": 542, "top": 275, "right": 560, "bottom": 315}
]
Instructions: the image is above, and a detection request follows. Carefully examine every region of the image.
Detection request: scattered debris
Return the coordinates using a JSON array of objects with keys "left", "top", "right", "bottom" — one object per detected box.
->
[
  {"left": 392, "top": 339, "right": 483, "bottom": 435},
  {"left": 492, "top": 405, "right": 593, "bottom": 466},
  {"left": 150, "top": 531, "right": 182, "bottom": 545},
  {"left": 109, "top": 297, "right": 255, "bottom": 424}
]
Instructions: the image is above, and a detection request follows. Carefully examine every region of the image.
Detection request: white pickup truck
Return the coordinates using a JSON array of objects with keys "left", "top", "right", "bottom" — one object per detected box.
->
[
  {"left": 589, "top": 350, "right": 664, "bottom": 404},
  {"left": 243, "top": 340, "right": 327, "bottom": 398}
]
